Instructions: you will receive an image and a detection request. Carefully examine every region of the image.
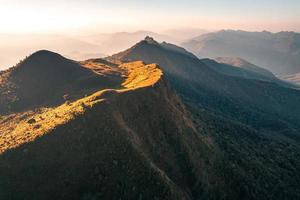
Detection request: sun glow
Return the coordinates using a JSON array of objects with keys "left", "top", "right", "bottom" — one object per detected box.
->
[{"left": 1, "top": 0, "right": 299, "bottom": 34}]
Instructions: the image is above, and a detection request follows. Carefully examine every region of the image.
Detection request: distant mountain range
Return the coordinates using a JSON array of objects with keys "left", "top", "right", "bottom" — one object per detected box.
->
[
  {"left": 182, "top": 30, "right": 300, "bottom": 76},
  {"left": 81, "top": 31, "right": 176, "bottom": 55},
  {"left": 163, "top": 28, "right": 208, "bottom": 42},
  {"left": 0, "top": 37, "right": 300, "bottom": 199},
  {"left": 0, "top": 31, "right": 175, "bottom": 70}
]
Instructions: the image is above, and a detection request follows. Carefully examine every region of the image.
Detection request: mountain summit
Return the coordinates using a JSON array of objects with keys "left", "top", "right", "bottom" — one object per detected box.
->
[{"left": 143, "top": 36, "right": 160, "bottom": 45}]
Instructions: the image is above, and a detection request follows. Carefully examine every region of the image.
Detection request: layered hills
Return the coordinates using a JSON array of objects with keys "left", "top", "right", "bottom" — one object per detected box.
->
[{"left": 182, "top": 30, "right": 300, "bottom": 76}]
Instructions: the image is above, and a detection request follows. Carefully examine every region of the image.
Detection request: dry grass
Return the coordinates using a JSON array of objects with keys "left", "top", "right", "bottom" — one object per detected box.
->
[
  {"left": 0, "top": 61, "right": 162, "bottom": 154},
  {"left": 81, "top": 60, "right": 122, "bottom": 76},
  {"left": 120, "top": 61, "right": 163, "bottom": 89}
]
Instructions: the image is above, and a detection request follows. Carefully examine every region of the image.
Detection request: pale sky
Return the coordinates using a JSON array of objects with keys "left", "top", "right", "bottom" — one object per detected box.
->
[{"left": 0, "top": 0, "right": 299, "bottom": 34}]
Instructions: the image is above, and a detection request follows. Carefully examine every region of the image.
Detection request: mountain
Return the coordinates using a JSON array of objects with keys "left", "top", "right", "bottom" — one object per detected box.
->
[
  {"left": 110, "top": 37, "right": 300, "bottom": 199},
  {"left": 0, "top": 59, "right": 222, "bottom": 199},
  {"left": 1, "top": 38, "right": 300, "bottom": 199},
  {"left": 111, "top": 38, "right": 300, "bottom": 130},
  {"left": 110, "top": 37, "right": 300, "bottom": 132},
  {"left": 182, "top": 30, "right": 300, "bottom": 76},
  {"left": 0, "top": 50, "right": 121, "bottom": 114},
  {"left": 109, "top": 36, "right": 215, "bottom": 81}
]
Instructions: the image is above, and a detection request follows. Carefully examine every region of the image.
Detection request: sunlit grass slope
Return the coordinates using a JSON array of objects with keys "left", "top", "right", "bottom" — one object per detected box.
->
[{"left": 0, "top": 61, "right": 162, "bottom": 154}]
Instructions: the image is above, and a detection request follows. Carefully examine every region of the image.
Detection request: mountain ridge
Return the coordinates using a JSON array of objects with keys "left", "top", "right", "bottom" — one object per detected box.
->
[
  {"left": 107, "top": 37, "right": 300, "bottom": 199},
  {"left": 0, "top": 58, "right": 221, "bottom": 199}
]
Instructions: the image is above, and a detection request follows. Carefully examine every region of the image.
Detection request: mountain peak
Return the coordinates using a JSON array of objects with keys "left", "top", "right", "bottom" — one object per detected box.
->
[
  {"left": 28, "top": 49, "right": 61, "bottom": 58},
  {"left": 10, "top": 50, "right": 73, "bottom": 73},
  {"left": 143, "top": 36, "right": 159, "bottom": 45},
  {"left": 11, "top": 50, "right": 67, "bottom": 70}
]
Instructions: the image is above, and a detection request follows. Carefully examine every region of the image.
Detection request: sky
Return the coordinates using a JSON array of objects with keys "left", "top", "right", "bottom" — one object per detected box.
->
[{"left": 0, "top": 0, "right": 299, "bottom": 34}]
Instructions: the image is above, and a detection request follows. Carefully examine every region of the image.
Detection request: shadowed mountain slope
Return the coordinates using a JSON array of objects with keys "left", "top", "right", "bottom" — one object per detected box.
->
[{"left": 109, "top": 37, "right": 300, "bottom": 199}]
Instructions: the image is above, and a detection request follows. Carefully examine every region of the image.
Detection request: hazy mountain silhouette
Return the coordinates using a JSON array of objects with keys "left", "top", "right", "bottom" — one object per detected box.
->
[
  {"left": 182, "top": 30, "right": 300, "bottom": 76},
  {"left": 82, "top": 31, "right": 175, "bottom": 55},
  {"left": 0, "top": 31, "right": 172, "bottom": 71},
  {"left": 163, "top": 28, "right": 208, "bottom": 42},
  {"left": 0, "top": 33, "right": 106, "bottom": 70}
]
